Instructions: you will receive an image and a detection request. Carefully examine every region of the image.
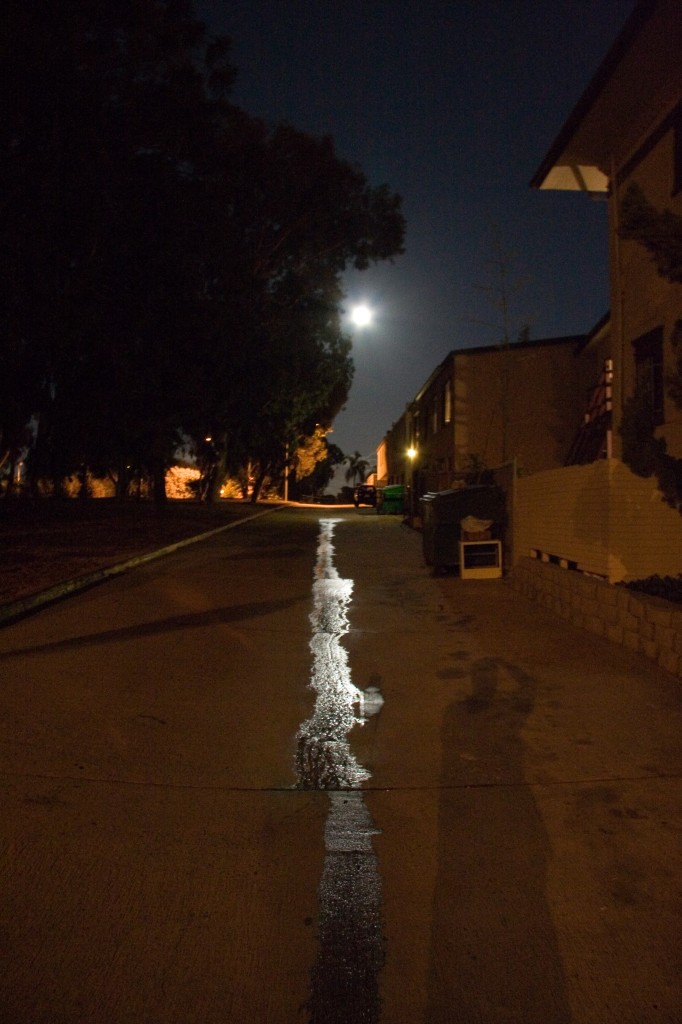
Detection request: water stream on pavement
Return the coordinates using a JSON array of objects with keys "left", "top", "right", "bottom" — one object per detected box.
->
[{"left": 296, "top": 518, "right": 384, "bottom": 1023}]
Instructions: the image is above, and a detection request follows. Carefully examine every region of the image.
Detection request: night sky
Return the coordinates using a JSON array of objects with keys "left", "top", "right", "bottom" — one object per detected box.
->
[{"left": 196, "top": 0, "right": 636, "bottom": 472}]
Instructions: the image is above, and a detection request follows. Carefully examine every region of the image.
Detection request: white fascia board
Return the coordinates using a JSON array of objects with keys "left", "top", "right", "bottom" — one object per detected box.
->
[{"left": 539, "top": 164, "right": 609, "bottom": 192}]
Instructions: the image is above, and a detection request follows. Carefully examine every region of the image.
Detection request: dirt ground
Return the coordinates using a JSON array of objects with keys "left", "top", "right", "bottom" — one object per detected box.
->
[{"left": 0, "top": 499, "right": 270, "bottom": 605}]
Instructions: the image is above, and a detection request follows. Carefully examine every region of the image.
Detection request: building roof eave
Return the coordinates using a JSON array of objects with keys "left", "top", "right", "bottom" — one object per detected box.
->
[
  {"left": 530, "top": 0, "right": 657, "bottom": 191},
  {"left": 573, "top": 311, "right": 611, "bottom": 355}
]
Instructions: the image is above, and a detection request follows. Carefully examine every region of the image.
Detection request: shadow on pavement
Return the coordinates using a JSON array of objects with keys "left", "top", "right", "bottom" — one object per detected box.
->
[
  {"left": 0, "top": 596, "right": 305, "bottom": 659},
  {"left": 426, "top": 656, "right": 571, "bottom": 1022}
]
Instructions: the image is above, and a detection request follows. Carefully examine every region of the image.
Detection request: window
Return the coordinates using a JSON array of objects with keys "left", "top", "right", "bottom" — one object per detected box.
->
[
  {"left": 633, "top": 326, "right": 664, "bottom": 425},
  {"left": 412, "top": 411, "right": 420, "bottom": 445},
  {"left": 673, "top": 102, "right": 682, "bottom": 196},
  {"left": 443, "top": 380, "right": 452, "bottom": 424}
]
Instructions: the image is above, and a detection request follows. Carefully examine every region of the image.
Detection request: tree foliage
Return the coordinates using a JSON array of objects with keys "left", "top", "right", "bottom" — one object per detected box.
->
[
  {"left": 290, "top": 430, "right": 344, "bottom": 498},
  {"left": 2, "top": 0, "right": 405, "bottom": 500},
  {"left": 344, "top": 451, "right": 370, "bottom": 485},
  {"left": 619, "top": 183, "right": 682, "bottom": 283}
]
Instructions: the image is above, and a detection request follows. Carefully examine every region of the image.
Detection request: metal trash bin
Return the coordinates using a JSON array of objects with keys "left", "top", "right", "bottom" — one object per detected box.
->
[
  {"left": 420, "top": 485, "right": 506, "bottom": 571},
  {"left": 377, "top": 484, "right": 406, "bottom": 515}
]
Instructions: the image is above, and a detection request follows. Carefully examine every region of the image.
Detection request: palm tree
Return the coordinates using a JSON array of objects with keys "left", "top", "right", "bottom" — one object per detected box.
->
[{"left": 344, "top": 451, "right": 369, "bottom": 486}]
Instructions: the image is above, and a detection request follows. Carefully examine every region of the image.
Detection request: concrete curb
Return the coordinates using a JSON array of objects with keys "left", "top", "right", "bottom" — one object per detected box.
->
[{"left": 0, "top": 505, "right": 281, "bottom": 627}]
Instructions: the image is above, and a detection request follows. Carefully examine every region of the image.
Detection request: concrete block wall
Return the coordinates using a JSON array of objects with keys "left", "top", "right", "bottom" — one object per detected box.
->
[
  {"left": 514, "top": 462, "right": 610, "bottom": 576},
  {"left": 509, "top": 556, "right": 682, "bottom": 680},
  {"left": 608, "top": 460, "right": 682, "bottom": 580},
  {"left": 514, "top": 459, "right": 682, "bottom": 583}
]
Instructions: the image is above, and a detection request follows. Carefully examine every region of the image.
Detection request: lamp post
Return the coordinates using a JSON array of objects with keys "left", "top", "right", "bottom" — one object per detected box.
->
[
  {"left": 407, "top": 446, "right": 417, "bottom": 523},
  {"left": 283, "top": 443, "right": 289, "bottom": 502}
]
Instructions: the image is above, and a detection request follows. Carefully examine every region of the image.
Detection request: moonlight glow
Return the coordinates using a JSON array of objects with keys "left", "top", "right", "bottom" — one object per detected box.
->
[{"left": 350, "top": 304, "right": 373, "bottom": 328}]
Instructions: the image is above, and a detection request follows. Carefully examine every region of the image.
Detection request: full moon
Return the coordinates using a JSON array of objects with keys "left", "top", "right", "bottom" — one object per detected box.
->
[{"left": 350, "top": 303, "right": 373, "bottom": 328}]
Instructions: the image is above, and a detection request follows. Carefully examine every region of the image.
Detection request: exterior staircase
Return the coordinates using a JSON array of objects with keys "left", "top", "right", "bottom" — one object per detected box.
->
[{"left": 565, "top": 359, "right": 613, "bottom": 465}]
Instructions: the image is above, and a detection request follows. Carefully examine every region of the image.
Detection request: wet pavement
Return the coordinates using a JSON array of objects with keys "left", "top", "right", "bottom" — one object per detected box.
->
[
  {"left": 297, "top": 519, "right": 383, "bottom": 1023},
  {"left": 0, "top": 507, "right": 680, "bottom": 1022}
]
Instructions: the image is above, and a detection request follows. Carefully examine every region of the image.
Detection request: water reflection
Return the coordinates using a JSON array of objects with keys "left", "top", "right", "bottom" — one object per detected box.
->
[{"left": 297, "top": 518, "right": 384, "bottom": 1023}]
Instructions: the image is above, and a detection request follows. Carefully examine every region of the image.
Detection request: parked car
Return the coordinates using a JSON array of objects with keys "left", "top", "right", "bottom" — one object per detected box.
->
[{"left": 353, "top": 483, "right": 377, "bottom": 507}]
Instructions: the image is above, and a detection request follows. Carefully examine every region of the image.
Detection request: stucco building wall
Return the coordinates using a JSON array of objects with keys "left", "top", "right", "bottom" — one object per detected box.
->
[
  {"left": 531, "top": 0, "right": 682, "bottom": 460},
  {"left": 453, "top": 341, "right": 584, "bottom": 476},
  {"left": 391, "top": 336, "right": 587, "bottom": 495},
  {"left": 611, "top": 110, "right": 682, "bottom": 457}
]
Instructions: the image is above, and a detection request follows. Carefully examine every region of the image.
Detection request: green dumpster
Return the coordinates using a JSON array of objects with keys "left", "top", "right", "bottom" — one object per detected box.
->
[{"left": 377, "top": 484, "right": 406, "bottom": 515}]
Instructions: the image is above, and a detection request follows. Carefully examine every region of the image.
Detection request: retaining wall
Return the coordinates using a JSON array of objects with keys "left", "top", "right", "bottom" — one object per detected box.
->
[
  {"left": 509, "top": 556, "right": 682, "bottom": 680},
  {"left": 513, "top": 459, "right": 682, "bottom": 583}
]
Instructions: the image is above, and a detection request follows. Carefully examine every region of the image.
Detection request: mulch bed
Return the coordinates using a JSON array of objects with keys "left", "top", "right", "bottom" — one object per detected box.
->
[{"left": 0, "top": 499, "right": 269, "bottom": 604}]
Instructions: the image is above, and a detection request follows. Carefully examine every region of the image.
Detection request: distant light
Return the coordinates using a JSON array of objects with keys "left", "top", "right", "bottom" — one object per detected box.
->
[
  {"left": 407, "top": 447, "right": 417, "bottom": 460},
  {"left": 350, "top": 304, "right": 373, "bottom": 328}
]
